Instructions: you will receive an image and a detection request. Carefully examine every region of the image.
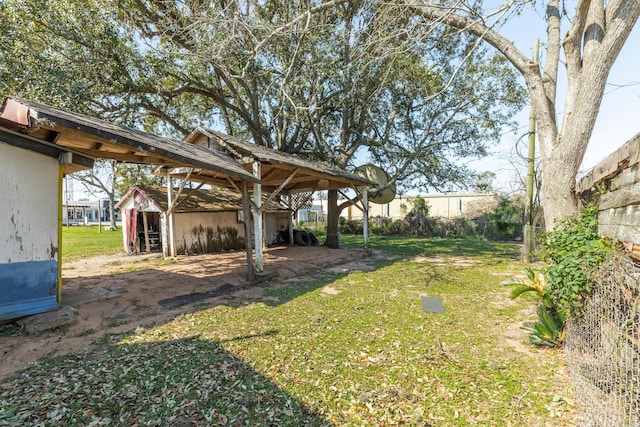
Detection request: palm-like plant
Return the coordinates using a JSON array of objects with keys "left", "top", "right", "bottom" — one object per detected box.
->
[{"left": 505, "top": 267, "right": 566, "bottom": 347}]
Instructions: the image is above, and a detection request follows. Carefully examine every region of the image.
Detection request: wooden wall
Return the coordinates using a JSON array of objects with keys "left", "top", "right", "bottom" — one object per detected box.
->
[{"left": 577, "top": 133, "right": 640, "bottom": 255}]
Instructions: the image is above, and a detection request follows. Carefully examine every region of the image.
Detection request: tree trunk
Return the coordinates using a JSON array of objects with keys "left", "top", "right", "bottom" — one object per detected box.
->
[
  {"left": 539, "top": 146, "right": 580, "bottom": 230},
  {"left": 109, "top": 195, "right": 117, "bottom": 229},
  {"left": 324, "top": 189, "right": 340, "bottom": 249},
  {"left": 397, "top": 0, "right": 639, "bottom": 232}
]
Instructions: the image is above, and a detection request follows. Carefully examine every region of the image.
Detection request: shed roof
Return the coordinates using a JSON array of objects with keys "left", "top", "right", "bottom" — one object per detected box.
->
[
  {"left": 117, "top": 185, "right": 288, "bottom": 213},
  {"left": 178, "top": 127, "right": 374, "bottom": 193},
  {"left": 0, "top": 97, "right": 256, "bottom": 183}
]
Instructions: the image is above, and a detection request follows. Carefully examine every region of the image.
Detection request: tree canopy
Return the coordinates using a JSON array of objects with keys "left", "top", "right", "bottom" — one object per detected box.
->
[{"left": 1, "top": 0, "right": 528, "bottom": 244}]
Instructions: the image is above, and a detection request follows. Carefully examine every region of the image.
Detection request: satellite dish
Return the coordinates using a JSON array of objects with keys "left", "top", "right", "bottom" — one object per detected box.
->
[{"left": 354, "top": 164, "right": 396, "bottom": 204}]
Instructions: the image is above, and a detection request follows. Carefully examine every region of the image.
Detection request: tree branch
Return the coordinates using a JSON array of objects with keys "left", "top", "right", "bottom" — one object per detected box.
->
[{"left": 392, "top": 0, "right": 555, "bottom": 138}]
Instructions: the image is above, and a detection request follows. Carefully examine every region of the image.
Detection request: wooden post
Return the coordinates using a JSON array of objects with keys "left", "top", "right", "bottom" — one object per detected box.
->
[
  {"left": 288, "top": 195, "right": 294, "bottom": 245},
  {"left": 362, "top": 187, "right": 369, "bottom": 249},
  {"left": 167, "top": 173, "right": 176, "bottom": 257},
  {"left": 242, "top": 180, "right": 255, "bottom": 282},
  {"left": 524, "top": 38, "right": 539, "bottom": 262},
  {"left": 253, "top": 161, "right": 263, "bottom": 272},
  {"left": 142, "top": 211, "right": 150, "bottom": 253},
  {"left": 161, "top": 212, "right": 169, "bottom": 258}
]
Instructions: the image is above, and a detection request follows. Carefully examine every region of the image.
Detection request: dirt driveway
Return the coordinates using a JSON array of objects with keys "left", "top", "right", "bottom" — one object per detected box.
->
[{"left": 1, "top": 245, "right": 371, "bottom": 379}]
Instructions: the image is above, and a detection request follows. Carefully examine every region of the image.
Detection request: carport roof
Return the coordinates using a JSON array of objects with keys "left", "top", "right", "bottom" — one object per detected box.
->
[
  {"left": 0, "top": 96, "right": 256, "bottom": 182},
  {"left": 181, "top": 127, "right": 374, "bottom": 193},
  {"left": 117, "top": 185, "right": 289, "bottom": 213}
]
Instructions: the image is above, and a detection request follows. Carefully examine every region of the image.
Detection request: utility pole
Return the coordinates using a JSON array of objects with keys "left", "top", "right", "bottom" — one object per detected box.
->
[{"left": 523, "top": 38, "right": 539, "bottom": 262}]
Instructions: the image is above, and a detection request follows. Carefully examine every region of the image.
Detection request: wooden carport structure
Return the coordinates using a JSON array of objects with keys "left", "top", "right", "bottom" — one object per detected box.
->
[
  {"left": 165, "top": 127, "right": 375, "bottom": 277},
  {"left": 1, "top": 97, "right": 373, "bottom": 289},
  {"left": 0, "top": 96, "right": 260, "bottom": 320},
  {"left": 0, "top": 97, "right": 254, "bottom": 181}
]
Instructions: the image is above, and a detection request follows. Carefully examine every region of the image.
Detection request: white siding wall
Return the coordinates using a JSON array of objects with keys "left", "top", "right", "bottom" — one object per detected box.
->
[
  {"left": 0, "top": 143, "right": 60, "bottom": 320},
  {"left": 1, "top": 144, "right": 59, "bottom": 263},
  {"left": 345, "top": 194, "right": 497, "bottom": 220},
  {"left": 173, "top": 211, "right": 290, "bottom": 252},
  {"left": 173, "top": 211, "right": 242, "bottom": 253}
]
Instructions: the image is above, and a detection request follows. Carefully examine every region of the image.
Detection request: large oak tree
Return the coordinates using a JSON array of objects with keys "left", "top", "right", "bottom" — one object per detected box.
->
[
  {"left": 1, "top": 0, "right": 526, "bottom": 246},
  {"left": 392, "top": 0, "right": 639, "bottom": 229}
]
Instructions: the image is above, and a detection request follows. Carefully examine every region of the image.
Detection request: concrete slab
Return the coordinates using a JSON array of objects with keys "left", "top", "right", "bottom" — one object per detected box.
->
[
  {"left": 62, "top": 287, "right": 123, "bottom": 306},
  {"left": 158, "top": 283, "right": 236, "bottom": 309},
  {"left": 14, "top": 287, "right": 123, "bottom": 334},
  {"left": 17, "top": 306, "right": 78, "bottom": 334},
  {"left": 421, "top": 296, "right": 445, "bottom": 314}
]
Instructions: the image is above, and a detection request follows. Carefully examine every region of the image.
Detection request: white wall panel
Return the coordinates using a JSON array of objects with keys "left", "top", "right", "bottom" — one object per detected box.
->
[{"left": 0, "top": 144, "right": 59, "bottom": 263}]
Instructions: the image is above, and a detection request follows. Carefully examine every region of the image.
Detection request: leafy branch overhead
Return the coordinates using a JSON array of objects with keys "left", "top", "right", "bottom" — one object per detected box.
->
[
  {"left": 1, "top": 0, "right": 525, "bottom": 190},
  {"left": 3, "top": 0, "right": 633, "bottom": 240}
]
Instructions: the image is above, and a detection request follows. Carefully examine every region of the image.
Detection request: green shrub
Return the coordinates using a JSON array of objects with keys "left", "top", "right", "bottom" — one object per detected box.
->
[
  {"left": 338, "top": 195, "right": 524, "bottom": 241},
  {"left": 523, "top": 305, "right": 567, "bottom": 347},
  {"left": 338, "top": 217, "right": 363, "bottom": 235},
  {"left": 474, "top": 197, "right": 523, "bottom": 240},
  {"left": 505, "top": 267, "right": 566, "bottom": 347},
  {"left": 542, "top": 205, "right": 617, "bottom": 317}
]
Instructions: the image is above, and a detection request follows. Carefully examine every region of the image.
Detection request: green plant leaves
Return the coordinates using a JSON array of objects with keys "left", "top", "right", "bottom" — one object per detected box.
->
[{"left": 543, "top": 205, "right": 616, "bottom": 317}]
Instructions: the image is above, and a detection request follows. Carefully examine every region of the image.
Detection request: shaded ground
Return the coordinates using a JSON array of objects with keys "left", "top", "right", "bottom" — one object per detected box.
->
[{"left": 1, "top": 245, "right": 371, "bottom": 379}]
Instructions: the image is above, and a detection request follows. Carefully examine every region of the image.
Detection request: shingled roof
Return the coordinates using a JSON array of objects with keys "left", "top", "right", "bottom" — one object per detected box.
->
[
  {"left": 0, "top": 97, "right": 256, "bottom": 182},
  {"left": 180, "top": 127, "right": 374, "bottom": 193},
  {"left": 117, "top": 185, "right": 288, "bottom": 213}
]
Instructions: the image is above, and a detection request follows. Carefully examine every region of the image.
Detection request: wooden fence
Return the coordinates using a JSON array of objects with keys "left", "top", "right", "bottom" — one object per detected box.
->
[
  {"left": 577, "top": 132, "right": 640, "bottom": 257},
  {"left": 571, "top": 132, "right": 640, "bottom": 425}
]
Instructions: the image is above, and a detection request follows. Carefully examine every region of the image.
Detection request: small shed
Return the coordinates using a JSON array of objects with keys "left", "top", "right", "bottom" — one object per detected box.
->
[
  {"left": 115, "top": 185, "right": 291, "bottom": 255},
  {"left": 171, "top": 127, "right": 375, "bottom": 273}
]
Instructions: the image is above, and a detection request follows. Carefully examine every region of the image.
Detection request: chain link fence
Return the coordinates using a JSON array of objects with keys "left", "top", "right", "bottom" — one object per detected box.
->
[
  {"left": 564, "top": 256, "right": 640, "bottom": 426},
  {"left": 522, "top": 225, "right": 546, "bottom": 262}
]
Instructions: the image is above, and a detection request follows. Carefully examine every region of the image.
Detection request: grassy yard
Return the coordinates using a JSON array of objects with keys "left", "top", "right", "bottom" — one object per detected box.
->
[
  {"left": 61, "top": 225, "right": 123, "bottom": 262},
  {"left": 0, "top": 237, "right": 576, "bottom": 426}
]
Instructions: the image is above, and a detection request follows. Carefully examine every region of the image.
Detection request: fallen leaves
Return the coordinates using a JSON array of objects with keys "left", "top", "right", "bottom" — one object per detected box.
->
[{"left": 1, "top": 238, "right": 579, "bottom": 426}]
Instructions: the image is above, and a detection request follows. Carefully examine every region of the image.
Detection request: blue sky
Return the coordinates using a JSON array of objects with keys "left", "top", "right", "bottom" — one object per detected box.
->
[{"left": 468, "top": 3, "right": 640, "bottom": 191}]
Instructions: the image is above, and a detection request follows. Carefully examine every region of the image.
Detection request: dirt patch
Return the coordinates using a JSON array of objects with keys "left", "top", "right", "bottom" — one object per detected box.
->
[
  {"left": 502, "top": 320, "right": 536, "bottom": 356},
  {"left": 412, "top": 255, "right": 482, "bottom": 267},
  {"left": 321, "top": 285, "right": 341, "bottom": 296},
  {"left": 1, "top": 245, "right": 370, "bottom": 379},
  {"left": 501, "top": 306, "right": 538, "bottom": 357}
]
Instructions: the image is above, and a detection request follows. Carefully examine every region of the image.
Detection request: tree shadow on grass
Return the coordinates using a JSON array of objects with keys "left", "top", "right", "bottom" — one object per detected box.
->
[
  {"left": 0, "top": 334, "right": 331, "bottom": 426},
  {"left": 0, "top": 247, "right": 373, "bottom": 383}
]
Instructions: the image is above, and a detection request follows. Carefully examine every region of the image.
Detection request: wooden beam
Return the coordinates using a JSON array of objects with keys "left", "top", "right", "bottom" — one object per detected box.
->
[
  {"left": 260, "top": 169, "right": 299, "bottom": 213},
  {"left": 0, "top": 128, "right": 95, "bottom": 169},
  {"left": 71, "top": 149, "right": 172, "bottom": 164},
  {"left": 171, "top": 181, "right": 206, "bottom": 214},
  {"left": 54, "top": 131, "right": 135, "bottom": 154},
  {"left": 261, "top": 164, "right": 295, "bottom": 181},
  {"left": 167, "top": 169, "right": 194, "bottom": 215},
  {"left": 143, "top": 211, "right": 151, "bottom": 253},
  {"left": 168, "top": 170, "right": 242, "bottom": 190}
]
